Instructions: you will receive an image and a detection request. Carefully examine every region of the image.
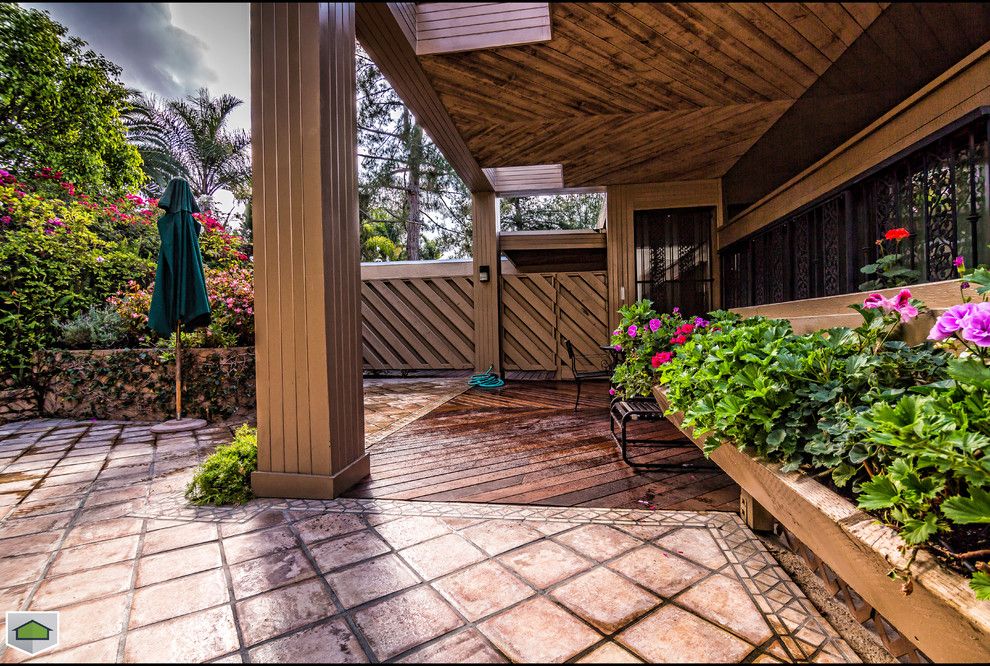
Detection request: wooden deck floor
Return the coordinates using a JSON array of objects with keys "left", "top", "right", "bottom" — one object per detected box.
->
[{"left": 347, "top": 381, "right": 740, "bottom": 511}]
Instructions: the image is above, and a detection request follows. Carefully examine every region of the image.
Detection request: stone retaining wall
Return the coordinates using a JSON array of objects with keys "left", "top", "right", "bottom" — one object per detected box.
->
[{"left": 0, "top": 387, "right": 40, "bottom": 425}]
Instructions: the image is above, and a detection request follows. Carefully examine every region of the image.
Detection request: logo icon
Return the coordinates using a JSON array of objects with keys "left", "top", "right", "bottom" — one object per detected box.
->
[{"left": 5, "top": 612, "right": 59, "bottom": 655}]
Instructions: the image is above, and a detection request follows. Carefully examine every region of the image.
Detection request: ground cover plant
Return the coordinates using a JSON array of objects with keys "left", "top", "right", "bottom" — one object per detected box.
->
[{"left": 185, "top": 424, "right": 258, "bottom": 505}]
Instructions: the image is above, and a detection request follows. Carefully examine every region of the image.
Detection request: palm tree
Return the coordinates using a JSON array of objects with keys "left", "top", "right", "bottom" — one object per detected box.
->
[{"left": 125, "top": 88, "right": 250, "bottom": 205}]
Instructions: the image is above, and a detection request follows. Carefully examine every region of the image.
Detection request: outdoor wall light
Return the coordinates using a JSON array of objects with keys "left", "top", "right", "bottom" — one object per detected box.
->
[{"left": 479, "top": 265, "right": 491, "bottom": 282}]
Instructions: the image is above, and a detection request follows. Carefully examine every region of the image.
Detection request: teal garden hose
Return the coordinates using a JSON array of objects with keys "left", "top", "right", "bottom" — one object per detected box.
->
[{"left": 469, "top": 365, "right": 505, "bottom": 389}]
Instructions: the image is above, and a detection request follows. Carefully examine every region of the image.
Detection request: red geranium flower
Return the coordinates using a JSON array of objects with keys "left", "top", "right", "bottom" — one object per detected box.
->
[
  {"left": 884, "top": 227, "right": 910, "bottom": 241},
  {"left": 651, "top": 351, "right": 673, "bottom": 368}
]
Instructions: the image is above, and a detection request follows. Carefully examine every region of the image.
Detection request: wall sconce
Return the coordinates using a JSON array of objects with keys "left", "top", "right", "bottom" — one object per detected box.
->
[{"left": 478, "top": 265, "right": 491, "bottom": 282}]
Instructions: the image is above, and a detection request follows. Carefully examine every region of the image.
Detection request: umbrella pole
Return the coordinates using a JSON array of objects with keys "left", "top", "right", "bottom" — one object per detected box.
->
[{"left": 175, "top": 320, "right": 182, "bottom": 421}]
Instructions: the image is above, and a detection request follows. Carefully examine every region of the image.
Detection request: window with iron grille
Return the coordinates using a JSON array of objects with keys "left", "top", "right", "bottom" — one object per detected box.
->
[
  {"left": 721, "top": 110, "right": 990, "bottom": 308},
  {"left": 634, "top": 207, "right": 713, "bottom": 316}
]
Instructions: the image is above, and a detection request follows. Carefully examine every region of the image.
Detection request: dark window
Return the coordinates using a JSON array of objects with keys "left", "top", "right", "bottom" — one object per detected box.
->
[
  {"left": 634, "top": 207, "right": 713, "bottom": 316},
  {"left": 722, "top": 111, "right": 990, "bottom": 308}
]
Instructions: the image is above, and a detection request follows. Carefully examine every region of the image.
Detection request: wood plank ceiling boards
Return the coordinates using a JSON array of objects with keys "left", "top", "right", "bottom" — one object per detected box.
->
[{"left": 408, "top": 3, "right": 890, "bottom": 189}]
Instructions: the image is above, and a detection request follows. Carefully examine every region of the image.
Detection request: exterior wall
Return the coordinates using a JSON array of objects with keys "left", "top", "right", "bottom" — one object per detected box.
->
[
  {"left": 720, "top": 41, "right": 990, "bottom": 249},
  {"left": 605, "top": 180, "right": 724, "bottom": 327}
]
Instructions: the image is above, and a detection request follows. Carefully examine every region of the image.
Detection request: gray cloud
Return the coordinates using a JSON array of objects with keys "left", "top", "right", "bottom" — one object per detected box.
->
[{"left": 26, "top": 3, "right": 217, "bottom": 98}]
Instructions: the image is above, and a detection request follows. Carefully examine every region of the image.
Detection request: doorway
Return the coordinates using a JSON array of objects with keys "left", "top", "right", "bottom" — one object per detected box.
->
[{"left": 633, "top": 207, "right": 714, "bottom": 316}]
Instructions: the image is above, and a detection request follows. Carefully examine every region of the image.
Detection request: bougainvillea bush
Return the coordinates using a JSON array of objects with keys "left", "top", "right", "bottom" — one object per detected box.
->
[{"left": 0, "top": 168, "right": 254, "bottom": 382}]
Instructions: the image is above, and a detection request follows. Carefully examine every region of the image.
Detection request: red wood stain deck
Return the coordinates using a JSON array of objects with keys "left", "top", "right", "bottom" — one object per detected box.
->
[{"left": 347, "top": 381, "right": 739, "bottom": 511}]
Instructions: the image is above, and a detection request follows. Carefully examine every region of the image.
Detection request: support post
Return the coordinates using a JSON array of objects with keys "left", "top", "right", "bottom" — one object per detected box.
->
[
  {"left": 472, "top": 191, "right": 502, "bottom": 374},
  {"left": 250, "top": 2, "right": 368, "bottom": 499},
  {"left": 740, "top": 488, "right": 775, "bottom": 532}
]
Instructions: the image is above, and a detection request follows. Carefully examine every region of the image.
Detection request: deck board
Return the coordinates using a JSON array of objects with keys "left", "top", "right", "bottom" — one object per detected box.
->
[{"left": 347, "top": 380, "right": 740, "bottom": 511}]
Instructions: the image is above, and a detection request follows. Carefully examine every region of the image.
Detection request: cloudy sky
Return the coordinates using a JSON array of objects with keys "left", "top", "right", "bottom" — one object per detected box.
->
[{"left": 24, "top": 3, "right": 251, "bottom": 131}]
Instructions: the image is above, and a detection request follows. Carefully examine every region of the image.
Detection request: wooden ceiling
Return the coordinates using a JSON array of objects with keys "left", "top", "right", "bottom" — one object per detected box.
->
[{"left": 417, "top": 3, "right": 889, "bottom": 187}]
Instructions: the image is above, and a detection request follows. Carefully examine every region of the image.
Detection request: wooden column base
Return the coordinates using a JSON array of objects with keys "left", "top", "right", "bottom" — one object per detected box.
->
[
  {"left": 740, "top": 488, "right": 774, "bottom": 531},
  {"left": 251, "top": 454, "right": 370, "bottom": 500}
]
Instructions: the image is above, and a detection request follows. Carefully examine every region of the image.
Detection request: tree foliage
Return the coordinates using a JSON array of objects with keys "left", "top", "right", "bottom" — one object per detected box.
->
[
  {"left": 499, "top": 194, "right": 604, "bottom": 232},
  {"left": 0, "top": 4, "right": 144, "bottom": 193},
  {"left": 125, "top": 88, "right": 251, "bottom": 206}
]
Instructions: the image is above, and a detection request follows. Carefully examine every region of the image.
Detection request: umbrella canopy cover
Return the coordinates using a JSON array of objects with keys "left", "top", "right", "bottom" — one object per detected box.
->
[{"left": 148, "top": 178, "right": 211, "bottom": 336}]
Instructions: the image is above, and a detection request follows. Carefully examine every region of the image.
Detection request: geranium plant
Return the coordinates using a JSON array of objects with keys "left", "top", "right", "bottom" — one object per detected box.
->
[{"left": 859, "top": 227, "right": 920, "bottom": 291}]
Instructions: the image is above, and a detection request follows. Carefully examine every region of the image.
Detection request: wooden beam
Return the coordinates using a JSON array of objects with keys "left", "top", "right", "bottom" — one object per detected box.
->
[
  {"left": 498, "top": 229, "right": 606, "bottom": 252},
  {"left": 472, "top": 191, "right": 501, "bottom": 373},
  {"left": 250, "top": 2, "right": 368, "bottom": 499},
  {"left": 416, "top": 3, "right": 551, "bottom": 55},
  {"left": 356, "top": 3, "right": 493, "bottom": 192}
]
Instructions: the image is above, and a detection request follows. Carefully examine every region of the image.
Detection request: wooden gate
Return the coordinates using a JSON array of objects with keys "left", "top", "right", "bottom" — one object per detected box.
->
[{"left": 501, "top": 271, "right": 609, "bottom": 377}]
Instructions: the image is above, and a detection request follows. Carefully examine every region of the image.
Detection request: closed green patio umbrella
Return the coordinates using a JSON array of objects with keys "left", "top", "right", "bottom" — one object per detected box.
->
[{"left": 148, "top": 178, "right": 211, "bottom": 430}]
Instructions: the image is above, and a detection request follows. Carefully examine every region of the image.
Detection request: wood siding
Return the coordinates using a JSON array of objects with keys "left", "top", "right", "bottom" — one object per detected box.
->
[
  {"left": 250, "top": 2, "right": 367, "bottom": 499},
  {"left": 721, "top": 41, "right": 990, "bottom": 247},
  {"left": 472, "top": 192, "right": 502, "bottom": 373},
  {"left": 502, "top": 271, "right": 609, "bottom": 377},
  {"left": 416, "top": 3, "right": 552, "bottom": 55}
]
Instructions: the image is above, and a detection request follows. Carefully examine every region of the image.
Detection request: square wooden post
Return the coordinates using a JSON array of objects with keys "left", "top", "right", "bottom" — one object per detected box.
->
[
  {"left": 250, "top": 2, "right": 369, "bottom": 499},
  {"left": 472, "top": 191, "right": 502, "bottom": 374}
]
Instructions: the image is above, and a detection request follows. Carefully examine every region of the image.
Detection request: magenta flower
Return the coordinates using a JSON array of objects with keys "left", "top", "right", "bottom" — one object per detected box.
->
[
  {"left": 613, "top": 344, "right": 622, "bottom": 351},
  {"left": 961, "top": 303, "right": 990, "bottom": 347},
  {"left": 608, "top": 388, "right": 616, "bottom": 396},
  {"left": 863, "top": 289, "right": 917, "bottom": 323},
  {"left": 627, "top": 324, "right": 638, "bottom": 338},
  {"left": 954, "top": 255, "right": 965, "bottom": 268},
  {"left": 648, "top": 318, "right": 661, "bottom": 332},
  {"left": 672, "top": 307, "right": 680, "bottom": 315},
  {"left": 928, "top": 303, "right": 976, "bottom": 341},
  {"left": 694, "top": 317, "right": 709, "bottom": 327}
]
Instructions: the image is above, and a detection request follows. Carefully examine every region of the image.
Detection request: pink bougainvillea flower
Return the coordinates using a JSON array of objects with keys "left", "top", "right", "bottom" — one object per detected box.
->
[
  {"left": 627, "top": 324, "right": 638, "bottom": 337},
  {"left": 961, "top": 304, "right": 990, "bottom": 347},
  {"left": 928, "top": 303, "right": 976, "bottom": 341},
  {"left": 648, "top": 318, "right": 661, "bottom": 332}
]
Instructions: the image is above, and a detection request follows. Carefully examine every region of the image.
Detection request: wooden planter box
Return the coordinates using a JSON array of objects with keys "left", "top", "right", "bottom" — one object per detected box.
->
[{"left": 653, "top": 386, "right": 990, "bottom": 662}]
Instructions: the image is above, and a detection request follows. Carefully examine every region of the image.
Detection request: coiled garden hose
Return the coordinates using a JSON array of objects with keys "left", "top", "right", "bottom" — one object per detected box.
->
[{"left": 469, "top": 365, "right": 505, "bottom": 389}]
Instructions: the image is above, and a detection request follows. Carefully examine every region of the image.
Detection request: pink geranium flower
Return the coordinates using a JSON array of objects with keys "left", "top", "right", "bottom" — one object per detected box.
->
[
  {"left": 648, "top": 318, "right": 661, "bottom": 332},
  {"left": 627, "top": 324, "right": 638, "bottom": 338},
  {"left": 863, "top": 289, "right": 917, "bottom": 323}
]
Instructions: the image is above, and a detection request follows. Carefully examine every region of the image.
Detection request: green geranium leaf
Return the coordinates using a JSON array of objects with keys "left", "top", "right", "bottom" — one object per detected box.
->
[
  {"left": 947, "top": 358, "right": 990, "bottom": 390},
  {"left": 898, "top": 513, "right": 940, "bottom": 545},
  {"left": 858, "top": 476, "right": 899, "bottom": 510},
  {"left": 941, "top": 488, "right": 990, "bottom": 524},
  {"left": 971, "top": 572, "right": 990, "bottom": 601}
]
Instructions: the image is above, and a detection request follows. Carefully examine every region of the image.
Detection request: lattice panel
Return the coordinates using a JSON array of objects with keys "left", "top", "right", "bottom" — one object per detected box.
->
[{"left": 361, "top": 275, "right": 475, "bottom": 370}]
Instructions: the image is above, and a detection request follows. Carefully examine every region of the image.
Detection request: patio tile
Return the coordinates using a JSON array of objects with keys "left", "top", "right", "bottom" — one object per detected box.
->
[
  {"left": 373, "top": 516, "right": 450, "bottom": 550},
  {"left": 229, "top": 547, "right": 317, "bottom": 599},
  {"left": 554, "top": 524, "right": 641, "bottom": 562},
  {"left": 222, "top": 525, "right": 298, "bottom": 564},
  {"left": 396, "top": 628, "right": 507, "bottom": 663},
  {"left": 325, "top": 554, "right": 419, "bottom": 609},
  {"left": 477, "top": 596, "right": 601, "bottom": 663},
  {"left": 129, "top": 568, "right": 229, "bottom": 628},
  {"left": 399, "top": 533, "right": 486, "bottom": 580},
  {"left": 63, "top": 516, "right": 143, "bottom": 547},
  {"left": 577, "top": 642, "right": 644, "bottom": 663},
  {"left": 0, "top": 512, "right": 73, "bottom": 538},
  {"left": 0, "top": 553, "right": 52, "bottom": 590},
  {"left": 141, "top": 520, "right": 217, "bottom": 555},
  {"left": 655, "top": 528, "right": 728, "bottom": 570},
  {"left": 353, "top": 586, "right": 463, "bottom": 660},
  {"left": 309, "top": 529, "right": 390, "bottom": 572},
  {"left": 294, "top": 512, "right": 367, "bottom": 544},
  {"left": 551, "top": 567, "right": 660, "bottom": 633},
  {"left": 38, "top": 593, "right": 129, "bottom": 651},
  {"left": 676, "top": 574, "right": 773, "bottom": 644},
  {"left": 608, "top": 545, "right": 708, "bottom": 597},
  {"left": 48, "top": 535, "right": 140, "bottom": 577},
  {"left": 617, "top": 605, "right": 753, "bottom": 663},
  {"left": 235, "top": 578, "right": 335, "bottom": 646},
  {"left": 432, "top": 561, "right": 534, "bottom": 621},
  {"left": 219, "top": 509, "right": 286, "bottom": 537},
  {"left": 136, "top": 542, "right": 223, "bottom": 587},
  {"left": 497, "top": 540, "right": 592, "bottom": 589},
  {"left": 460, "top": 520, "right": 544, "bottom": 556},
  {"left": 32, "top": 562, "right": 134, "bottom": 609},
  {"left": 125, "top": 605, "right": 240, "bottom": 663},
  {"left": 247, "top": 618, "right": 368, "bottom": 663},
  {"left": 21, "top": 636, "right": 119, "bottom": 663},
  {"left": 0, "top": 530, "right": 63, "bottom": 555}
]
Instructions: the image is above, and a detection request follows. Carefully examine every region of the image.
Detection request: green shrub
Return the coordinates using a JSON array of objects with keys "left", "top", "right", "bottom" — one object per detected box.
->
[
  {"left": 185, "top": 425, "right": 257, "bottom": 505},
  {"left": 59, "top": 305, "right": 125, "bottom": 348}
]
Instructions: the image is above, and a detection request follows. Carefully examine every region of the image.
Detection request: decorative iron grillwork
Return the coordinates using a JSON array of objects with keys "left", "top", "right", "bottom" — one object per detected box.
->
[
  {"left": 634, "top": 207, "right": 713, "bottom": 315},
  {"left": 722, "top": 112, "right": 990, "bottom": 308}
]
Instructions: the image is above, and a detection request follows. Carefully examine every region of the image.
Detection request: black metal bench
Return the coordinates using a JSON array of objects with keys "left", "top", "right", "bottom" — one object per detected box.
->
[{"left": 609, "top": 397, "right": 718, "bottom": 472}]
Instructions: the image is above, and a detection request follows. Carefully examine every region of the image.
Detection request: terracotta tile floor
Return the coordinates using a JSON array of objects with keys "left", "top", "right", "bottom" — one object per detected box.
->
[{"left": 0, "top": 386, "right": 858, "bottom": 663}]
